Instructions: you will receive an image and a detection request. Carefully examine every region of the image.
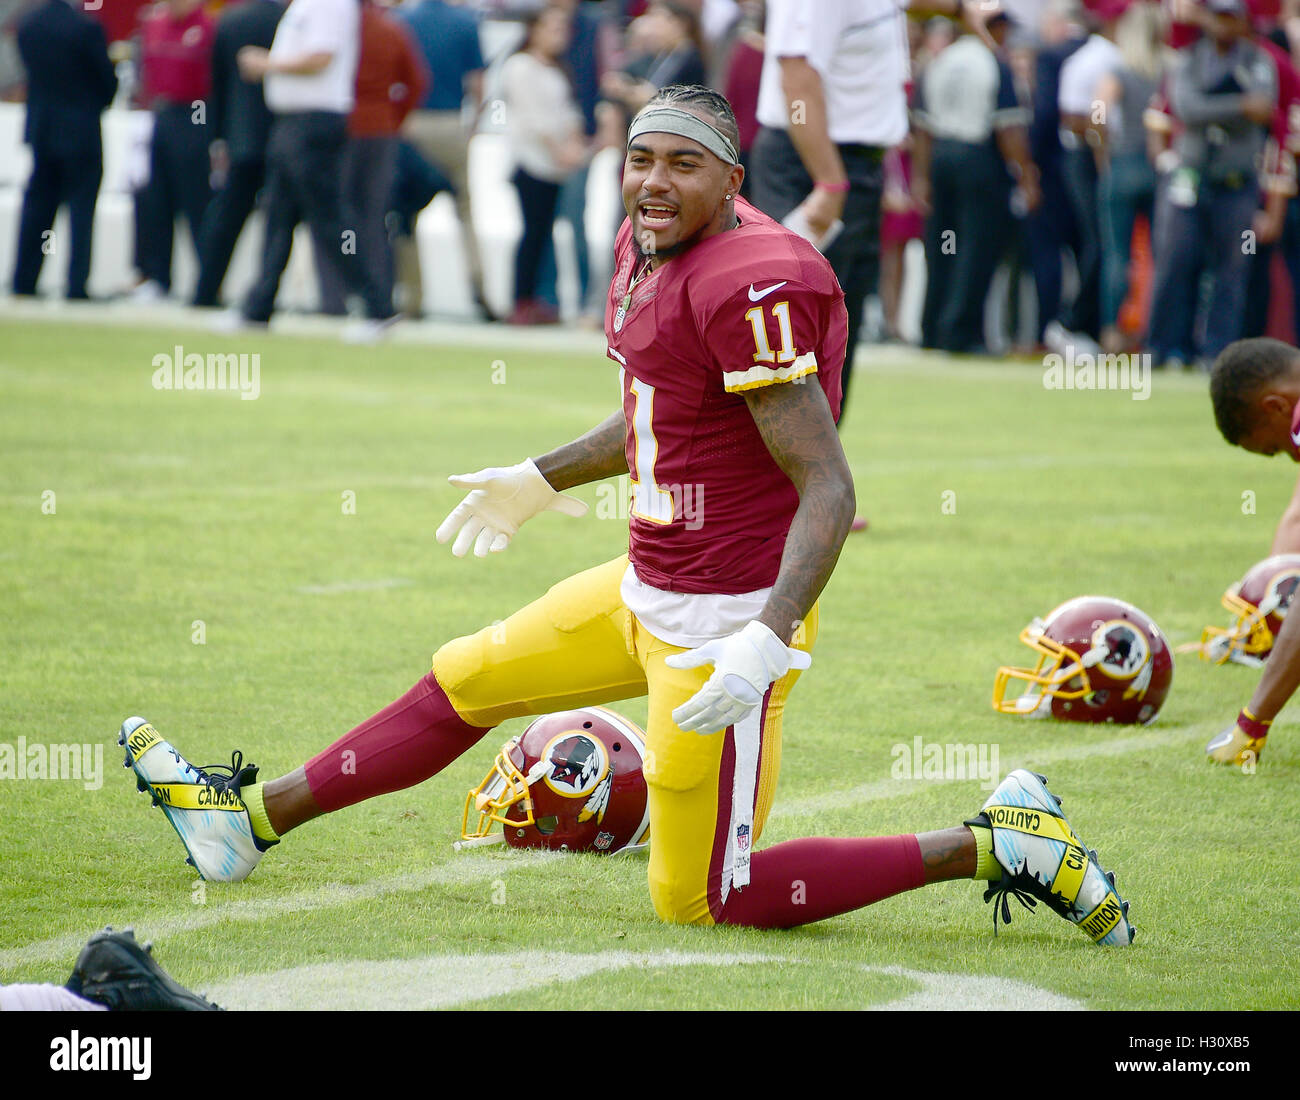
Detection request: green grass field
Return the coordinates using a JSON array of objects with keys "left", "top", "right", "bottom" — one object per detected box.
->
[{"left": 2, "top": 313, "right": 1298, "bottom": 1010}]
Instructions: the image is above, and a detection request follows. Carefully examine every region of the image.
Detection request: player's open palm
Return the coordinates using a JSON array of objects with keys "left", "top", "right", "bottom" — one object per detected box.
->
[{"left": 436, "top": 459, "right": 587, "bottom": 558}]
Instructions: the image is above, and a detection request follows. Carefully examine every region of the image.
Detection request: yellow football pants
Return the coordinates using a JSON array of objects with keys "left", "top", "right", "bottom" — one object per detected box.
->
[{"left": 431, "top": 556, "right": 816, "bottom": 924}]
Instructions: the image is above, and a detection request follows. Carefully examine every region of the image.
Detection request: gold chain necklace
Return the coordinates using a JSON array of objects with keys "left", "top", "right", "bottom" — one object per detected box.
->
[{"left": 619, "top": 254, "right": 654, "bottom": 315}]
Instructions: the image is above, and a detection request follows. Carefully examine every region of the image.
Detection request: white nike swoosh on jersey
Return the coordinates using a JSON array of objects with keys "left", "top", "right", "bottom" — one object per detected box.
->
[{"left": 748, "top": 281, "right": 788, "bottom": 301}]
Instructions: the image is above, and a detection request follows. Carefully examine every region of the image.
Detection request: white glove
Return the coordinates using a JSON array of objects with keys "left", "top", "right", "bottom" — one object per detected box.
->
[
  {"left": 435, "top": 459, "right": 587, "bottom": 557},
  {"left": 665, "top": 620, "right": 812, "bottom": 735}
]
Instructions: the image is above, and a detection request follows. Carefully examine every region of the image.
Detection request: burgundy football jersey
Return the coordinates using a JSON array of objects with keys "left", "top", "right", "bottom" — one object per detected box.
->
[{"left": 606, "top": 196, "right": 848, "bottom": 595}]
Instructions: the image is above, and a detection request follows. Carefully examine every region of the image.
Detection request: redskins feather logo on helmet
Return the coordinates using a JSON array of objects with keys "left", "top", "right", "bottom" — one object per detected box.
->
[
  {"left": 459, "top": 707, "right": 650, "bottom": 854},
  {"left": 993, "top": 596, "right": 1174, "bottom": 725},
  {"left": 1200, "top": 554, "right": 1300, "bottom": 667}
]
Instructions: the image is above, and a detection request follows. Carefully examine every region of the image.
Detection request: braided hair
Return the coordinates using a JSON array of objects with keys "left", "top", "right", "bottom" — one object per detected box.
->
[{"left": 641, "top": 83, "right": 741, "bottom": 164}]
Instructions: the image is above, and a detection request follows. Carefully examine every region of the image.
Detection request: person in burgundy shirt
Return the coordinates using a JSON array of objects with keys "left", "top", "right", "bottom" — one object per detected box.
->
[
  {"left": 85, "top": 0, "right": 152, "bottom": 48},
  {"left": 121, "top": 83, "right": 1137, "bottom": 950},
  {"left": 318, "top": 0, "right": 428, "bottom": 316},
  {"left": 720, "top": 0, "right": 764, "bottom": 196},
  {"left": 132, "top": 0, "right": 216, "bottom": 300}
]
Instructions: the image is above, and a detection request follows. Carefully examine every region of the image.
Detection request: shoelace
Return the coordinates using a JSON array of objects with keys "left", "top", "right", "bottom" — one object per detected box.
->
[
  {"left": 982, "top": 868, "right": 1073, "bottom": 935},
  {"left": 175, "top": 749, "right": 248, "bottom": 790},
  {"left": 982, "top": 878, "right": 1039, "bottom": 936}
]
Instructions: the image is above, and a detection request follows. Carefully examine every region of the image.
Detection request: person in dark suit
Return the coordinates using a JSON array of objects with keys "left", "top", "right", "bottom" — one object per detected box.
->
[
  {"left": 10, "top": 0, "right": 117, "bottom": 299},
  {"left": 1024, "top": 16, "right": 1086, "bottom": 348},
  {"left": 192, "top": 0, "right": 286, "bottom": 307}
]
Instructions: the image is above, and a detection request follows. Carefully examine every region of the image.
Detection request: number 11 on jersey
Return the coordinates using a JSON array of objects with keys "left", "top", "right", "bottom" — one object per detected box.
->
[
  {"left": 627, "top": 375, "right": 675, "bottom": 524},
  {"left": 745, "top": 301, "right": 796, "bottom": 364}
]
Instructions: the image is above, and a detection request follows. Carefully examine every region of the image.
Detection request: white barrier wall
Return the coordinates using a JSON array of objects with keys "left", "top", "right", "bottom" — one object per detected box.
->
[
  {"left": 0, "top": 100, "right": 624, "bottom": 319},
  {"left": 0, "top": 89, "right": 926, "bottom": 341}
]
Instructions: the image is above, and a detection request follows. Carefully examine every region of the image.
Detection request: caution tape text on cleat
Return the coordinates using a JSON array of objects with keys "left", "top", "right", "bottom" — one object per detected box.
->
[
  {"left": 985, "top": 805, "right": 1082, "bottom": 847},
  {"left": 147, "top": 783, "right": 247, "bottom": 811},
  {"left": 1052, "top": 844, "right": 1088, "bottom": 907},
  {"left": 1079, "top": 891, "right": 1124, "bottom": 942},
  {"left": 125, "top": 724, "right": 164, "bottom": 760}
]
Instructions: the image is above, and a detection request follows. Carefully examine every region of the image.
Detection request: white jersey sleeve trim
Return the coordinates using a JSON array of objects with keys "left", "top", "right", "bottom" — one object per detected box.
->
[{"left": 722, "top": 352, "right": 818, "bottom": 393}]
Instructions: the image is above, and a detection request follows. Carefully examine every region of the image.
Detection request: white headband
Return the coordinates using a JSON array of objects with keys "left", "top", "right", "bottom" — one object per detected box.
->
[{"left": 627, "top": 105, "right": 739, "bottom": 166}]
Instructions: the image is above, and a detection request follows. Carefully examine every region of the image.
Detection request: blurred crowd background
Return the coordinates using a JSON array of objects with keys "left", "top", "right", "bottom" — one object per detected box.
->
[{"left": 2, "top": 0, "right": 1300, "bottom": 368}]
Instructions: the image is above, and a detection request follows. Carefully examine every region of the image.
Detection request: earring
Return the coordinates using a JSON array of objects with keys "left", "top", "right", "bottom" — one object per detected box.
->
[{"left": 725, "top": 193, "right": 733, "bottom": 200}]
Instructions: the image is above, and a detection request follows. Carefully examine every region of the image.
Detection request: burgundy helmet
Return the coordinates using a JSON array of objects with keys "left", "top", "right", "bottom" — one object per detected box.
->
[
  {"left": 993, "top": 596, "right": 1174, "bottom": 724},
  {"left": 1201, "top": 554, "right": 1300, "bottom": 666},
  {"left": 462, "top": 706, "right": 650, "bottom": 853}
]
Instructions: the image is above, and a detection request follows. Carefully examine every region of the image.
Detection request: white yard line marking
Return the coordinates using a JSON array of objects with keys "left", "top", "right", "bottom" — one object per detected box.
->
[
  {"left": 0, "top": 728, "right": 1214, "bottom": 973},
  {"left": 868, "top": 966, "right": 1082, "bottom": 1011},
  {"left": 205, "top": 952, "right": 1084, "bottom": 1011},
  {"left": 0, "top": 853, "right": 559, "bottom": 973},
  {"left": 772, "top": 726, "right": 1208, "bottom": 820},
  {"left": 208, "top": 952, "right": 783, "bottom": 1011}
]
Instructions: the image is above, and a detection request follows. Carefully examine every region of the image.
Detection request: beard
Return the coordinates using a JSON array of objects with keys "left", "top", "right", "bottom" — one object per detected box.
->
[
  {"left": 638, "top": 226, "right": 704, "bottom": 262},
  {"left": 635, "top": 208, "right": 738, "bottom": 263}
]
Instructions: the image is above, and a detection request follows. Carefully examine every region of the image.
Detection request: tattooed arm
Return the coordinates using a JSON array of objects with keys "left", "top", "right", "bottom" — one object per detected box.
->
[
  {"left": 533, "top": 411, "right": 628, "bottom": 491},
  {"left": 745, "top": 379, "right": 856, "bottom": 644}
]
